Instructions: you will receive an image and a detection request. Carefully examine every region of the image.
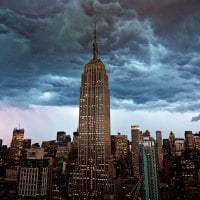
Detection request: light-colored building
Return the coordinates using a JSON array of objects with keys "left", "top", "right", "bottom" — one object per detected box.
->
[{"left": 18, "top": 159, "right": 51, "bottom": 198}]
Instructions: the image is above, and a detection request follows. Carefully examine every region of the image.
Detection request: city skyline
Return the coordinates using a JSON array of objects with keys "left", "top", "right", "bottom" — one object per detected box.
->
[{"left": 0, "top": 0, "right": 200, "bottom": 145}]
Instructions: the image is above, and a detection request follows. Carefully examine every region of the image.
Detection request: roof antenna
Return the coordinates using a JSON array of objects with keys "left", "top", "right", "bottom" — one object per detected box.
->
[
  {"left": 94, "top": 16, "right": 97, "bottom": 42},
  {"left": 92, "top": 13, "right": 99, "bottom": 60}
]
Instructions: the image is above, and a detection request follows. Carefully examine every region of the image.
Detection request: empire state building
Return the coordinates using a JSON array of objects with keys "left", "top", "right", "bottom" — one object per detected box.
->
[{"left": 69, "top": 28, "right": 114, "bottom": 199}]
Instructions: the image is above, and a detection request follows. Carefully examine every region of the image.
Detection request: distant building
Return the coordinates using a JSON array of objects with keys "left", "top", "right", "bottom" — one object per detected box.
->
[
  {"left": 0, "top": 139, "right": 2, "bottom": 147},
  {"left": 185, "top": 131, "right": 195, "bottom": 150},
  {"left": 156, "top": 131, "right": 163, "bottom": 170},
  {"left": 42, "top": 140, "right": 57, "bottom": 158},
  {"left": 131, "top": 125, "right": 141, "bottom": 178},
  {"left": 9, "top": 128, "right": 24, "bottom": 162},
  {"left": 111, "top": 133, "right": 128, "bottom": 160},
  {"left": 181, "top": 150, "right": 199, "bottom": 187},
  {"left": 163, "top": 139, "right": 171, "bottom": 159},
  {"left": 4, "top": 166, "right": 19, "bottom": 197},
  {"left": 5, "top": 166, "right": 19, "bottom": 182},
  {"left": 174, "top": 138, "right": 185, "bottom": 156},
  {"left": 18, "top": 159, "right": 51, "bottom": 198},
  {"left": 56, "top": 145, "right": 71, "bottom": 160},
  {"left": 57, "top": 131, "right": 66, "bottom": 146},
  {"left": 162, "top": 139, "right": 171, "bottom": 184},
  {"left": 0, "top": 144, "right": 8, "bottom": 177},
  {"left": 23, "top": 139, "right": 31, "bottom": 149},
  {"left": 22, "top": 138, "right": 31, "bottom": 159},
  {"left": 194, "top": 133, "right": 200, "bottom": 150},
  {"left": 169, "top": 131, "right": 176, "bottom": 153},
  {"left": 31, "top": 143, "right": 40, "bottom": 148},
  {"left": 26, "top": 148, "right": 45, "bottom": 159},
  {"left": 140, "top": 134, "right": 159, "bottom": 200}
]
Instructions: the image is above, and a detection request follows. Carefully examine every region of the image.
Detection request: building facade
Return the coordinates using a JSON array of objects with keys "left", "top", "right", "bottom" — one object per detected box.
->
[
  {"left": 131, "top": 125, "right": 141, "bottom": 178},
  {"left": 68, "top": 28, "right": 114, "bottom": 199},
  {"left": 140, "top": 136, "right": 159, "bottom": 200},
  {"left": 18, "top": 159, "right": 51, "bottom": 198},
  {"left": 57, "top": 131, "right": 67, "bottom": 146},
  {"left": 9, "top": 128, "right": 24, "bottom": 162},
  {"left": 156, "top": 131, "right": 163, "bottom": 170},
  {"left": 111, "top": 133, "right": 128, "bottom": 160}
]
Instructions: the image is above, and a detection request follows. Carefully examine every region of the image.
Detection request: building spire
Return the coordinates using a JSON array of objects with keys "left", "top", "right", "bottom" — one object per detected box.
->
[{"left": 92, "top": 21, "right": 99, "bottom": 60}]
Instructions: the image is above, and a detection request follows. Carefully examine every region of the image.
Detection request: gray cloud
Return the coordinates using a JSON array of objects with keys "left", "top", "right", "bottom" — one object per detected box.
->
[
  {"left": 0, "top": 0, "right": 200, "bottom": 113},
  {"left": 191, "top": 114, "right": 200, "bottom": 122}
]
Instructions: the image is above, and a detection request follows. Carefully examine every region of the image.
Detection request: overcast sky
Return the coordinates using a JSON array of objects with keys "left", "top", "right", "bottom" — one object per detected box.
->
[{"left": 0, "top": 0, "right": 200, "bottom": 145}]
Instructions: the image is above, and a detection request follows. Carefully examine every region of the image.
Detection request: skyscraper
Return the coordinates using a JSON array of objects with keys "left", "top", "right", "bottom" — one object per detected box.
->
[
  {"left": 140, "top": 134, "right": 159, "bottom": 200},
  {"left": 69, "top": 27, "right": 114, "bottom": 199},
  {"left": 156, "top": 130, "right": 163, "bottom": 170},
  {"left": 131, "top": 125, "right": 141, "bottom": 178},
  {"left": 9, "top": 128, "right": 24, "bottom": 162}
]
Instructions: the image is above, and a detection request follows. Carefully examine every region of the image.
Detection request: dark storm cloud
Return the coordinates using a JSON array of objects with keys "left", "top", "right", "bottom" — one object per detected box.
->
[
  {"left": 0, "top": 0, "right": 200, "bottom": 113},
  {"left": 0, "top": 0, "right": 67, "bottom": 18}
]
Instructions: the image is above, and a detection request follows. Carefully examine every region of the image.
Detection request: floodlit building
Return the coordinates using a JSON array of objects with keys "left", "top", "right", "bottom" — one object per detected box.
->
[
  {"left": 9, "top": 128, "right": 24, "bottom": 162},
  {"left": 68, "top": 27, "right": 114, "bottom": 199}
]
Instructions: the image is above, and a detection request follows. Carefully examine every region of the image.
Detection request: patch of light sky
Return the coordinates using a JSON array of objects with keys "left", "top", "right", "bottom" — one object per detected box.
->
[{"left": 0, "top": 105, "right": 199, "bottom": 146}]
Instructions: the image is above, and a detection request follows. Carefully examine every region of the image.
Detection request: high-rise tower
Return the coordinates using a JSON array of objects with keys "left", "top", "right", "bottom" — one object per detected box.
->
[
  {"left": 9, "top": 128, "right": 24, "bottom": 162},
  {"left": 131, "top": 125, "right": 141, "bottom": 178},
  {"left": 69, "top": 27, "right": 114, "bottom": 199},
  {"left": 140, "top": 134, "right": 159, "bottom": 200},
  {"left": 156, "top": 130, "right": 163, "bottom": 170}
]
